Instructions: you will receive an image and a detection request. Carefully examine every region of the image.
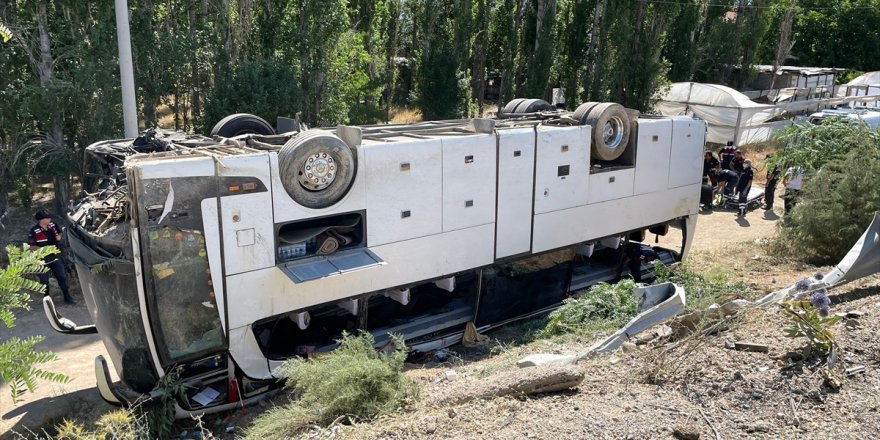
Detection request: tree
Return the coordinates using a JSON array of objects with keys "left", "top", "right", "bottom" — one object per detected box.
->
[
  {"left": 0, "top": 244, "right": 69, "bottom": 403},
  {"left": 772, "top": 119, "right": 880, "bottom": 264}
]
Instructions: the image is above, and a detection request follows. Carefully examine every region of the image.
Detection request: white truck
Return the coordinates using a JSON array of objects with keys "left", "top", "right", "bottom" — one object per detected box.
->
[{"left": 45, "top": 99, "right": 705, "bottom": 415}]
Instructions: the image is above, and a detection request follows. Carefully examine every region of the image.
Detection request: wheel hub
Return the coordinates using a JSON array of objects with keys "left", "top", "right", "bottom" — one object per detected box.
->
[
  {"left": 603, "top": 116, "right": 625, "bottom": 150},
  {"left": 299, "top": 153, "right": 336, "bottom": 191}
]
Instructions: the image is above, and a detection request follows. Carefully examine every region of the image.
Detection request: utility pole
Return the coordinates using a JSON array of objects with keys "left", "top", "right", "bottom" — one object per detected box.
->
[{"left": 114, "top": 0, "right": 138, "bottom": 138}]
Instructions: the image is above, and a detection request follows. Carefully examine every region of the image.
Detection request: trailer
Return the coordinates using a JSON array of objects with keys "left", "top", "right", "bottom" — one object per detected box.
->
[{"left": 45, "top": 100, "right": 706, "bottom": 415}]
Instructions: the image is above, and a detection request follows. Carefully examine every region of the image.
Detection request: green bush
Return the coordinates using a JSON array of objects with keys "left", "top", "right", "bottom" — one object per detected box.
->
[
  {"left": 242, "top": 332, "right": 417, "bottom": 440},
  {"left": 0, "top": 244, "right": 69, "bottom": 403},
  {"left": 773, "top": 124, "right": 880, "bottom": 264},
  {"left": 653, "top": 261, "right": 750, "bottom": 310},
  {"left": 770, "top": 118, "right": 878, "bottom": 172},
  {"left": 542, "top": 279, "right": 638, "bottom": 337}
]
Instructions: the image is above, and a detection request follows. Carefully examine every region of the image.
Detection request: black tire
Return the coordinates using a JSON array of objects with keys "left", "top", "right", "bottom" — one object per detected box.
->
[
  {"left": 572, "top": 102, "right": 601, "bottom": 124},
  {"left": 278, "top": 131, "right": 356, "bottom": 209},
  {"left": 514, "top": 98, "right": 553, "bottom": 114},
  {"left": 501, "top": 98, "right": 527, "bottom": 114},
  {"left": 585, "top": 103, "right": 631, "bottom": 161},
  {"left": 210, "top": 113, "right": 275, "bottom": 137}
]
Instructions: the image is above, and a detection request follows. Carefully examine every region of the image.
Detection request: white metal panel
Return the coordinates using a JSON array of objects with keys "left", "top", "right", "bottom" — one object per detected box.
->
[
  {"left": 270, "top": 147, "right": 367, "bottom": 223},
  {"left": 441, "top": 134, "right": 497, "bottom": 231},
  {"left": 225, "top": 223, "right": 495, "bottom": 329},
  {"left": 228, "top": 326, "right": 272, "bottom": 380},
  {"left": 588, "top": 168, "right": 635, "bottom": 204},
  {"left": 496, "top": 128, "right": 536, "bottom": 258},
  {"left": 219, "top": 155, "right": 276, "bottom": 275},
  {"left": 533, "top": 125, "right": 591, "bottom": 214},
  {"left": 200, "top": 198, "right": 226, "bottom": 332},
  {"left": 135, "top": 156, "right": 215, "bottom": 179},
  {"left": 668, "top": 119, "right": 706, "bottom": 188},
  {"left": 365, "top": 138, "right": 443, "bottom": 246},
  {"left": 532, "top": 184, "right": 700, "bottom": 253},
  {"left": 633, "top": 119, "right": 673, "bottom": 195}
]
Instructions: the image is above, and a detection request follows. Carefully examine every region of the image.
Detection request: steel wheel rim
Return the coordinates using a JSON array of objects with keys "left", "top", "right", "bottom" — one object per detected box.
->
[
  {"left": 298, "top": 152, "right": 336, "bottom": 191},
  {"left": 603, "top": 116, "right": 625, "bottom": 150}
]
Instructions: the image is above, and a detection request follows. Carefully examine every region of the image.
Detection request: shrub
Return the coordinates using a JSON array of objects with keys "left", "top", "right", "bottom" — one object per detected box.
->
[
  {"left": 0, "top": 244, "right": 69, "bottom": 403},
  {"left": 775, "top": 138, "right": 880, "bottom": 264},
  {"left": 782, "top": 293, "right": 840, "bottom": 360},
  {"left": 653, "top": 261, "right": 751, "bottom": 310},
  {"left": 542, "top": 279, "right": 638, "bottom": 337},
  {"left": 770, "top": 118, "right": 879, "bottom": 172},
  {"left": 242, "top": 332, "right": 417, "bottom": 440}
]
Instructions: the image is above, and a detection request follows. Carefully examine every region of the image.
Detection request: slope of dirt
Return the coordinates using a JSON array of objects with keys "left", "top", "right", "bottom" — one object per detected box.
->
[{"left": 5, "top": 189, "right": 880, "bottom": 439}]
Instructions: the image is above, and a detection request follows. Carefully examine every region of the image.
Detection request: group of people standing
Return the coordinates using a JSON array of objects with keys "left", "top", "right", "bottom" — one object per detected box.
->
[{"left": 700, "top": 141, "right": 804, "bottom": 214}]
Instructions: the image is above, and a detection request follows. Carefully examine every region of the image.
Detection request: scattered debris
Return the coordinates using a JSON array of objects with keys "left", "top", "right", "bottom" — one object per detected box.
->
[
  {"left": 672, "top": 425, "right": 701, "bottom": 440},
  {"left": 444, "top": 369, "right": 458, "bottom": 382},
  {"left": 820, "top": 367, "right": 843, "bottom": 390},
  {"left": 433, "top": 365, "right": 585, "bottom": 407},
  {"left": 434, "top": 349, "right": 449, "bottom": 362},
  {"left": 732, "top": 342, "right": 770, "bottom": 353},
  {"left": 517, "top": 353, "right": 576, "bottom": 368},
  {"left": 580, "top": 283, "right": 686, "bottom": 357},
  {"left": 845, "top": 365, "right": 866, "bottom": 376},
  {"left": 698, "top": 407, "right": 721, "bottom": 440}
]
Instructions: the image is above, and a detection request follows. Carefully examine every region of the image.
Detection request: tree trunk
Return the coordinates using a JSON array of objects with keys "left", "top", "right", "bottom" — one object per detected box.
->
[
  {"left": 189, "top": 4, "right": 201, "bottom": 129},
  {"left": 470, "top": 0, "right": 488, "bottom": 113},
  {"left": 589, "top": 0, "right": 608, "bottom": 100},
  {"left": 770, "top": 6, "right": 794, "bottom": 90},
  {"left": 35, "top": 1, "right": 70, "bottom": 215}
]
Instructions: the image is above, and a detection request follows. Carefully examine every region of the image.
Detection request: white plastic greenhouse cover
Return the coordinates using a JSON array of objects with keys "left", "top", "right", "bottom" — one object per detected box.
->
[
  {"left": 656, "top": 82, "right": 784, "bottom": 144},
  {"left": 837, "top": 71, "right": 880, "bottom": 97}
]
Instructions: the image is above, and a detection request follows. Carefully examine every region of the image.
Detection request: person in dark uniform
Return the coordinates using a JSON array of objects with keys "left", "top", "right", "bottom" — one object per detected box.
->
[
  {"left": 703, "top": 151, "right": 720, "bottom": 186},
  {"left": 700, "top": 176, "right": 715, "bottom": 211},
  {"left": 27, "top": 210, "right": 76, "bottom": 305},
  {"left": 719, "top": 141, "right": 737, "bottom": 170},
  {"left": 715, "top": 169, "right": 738, "bottom": 197},
  {"left": 735, "top": 159, "right": 754, "bottom": 204},
  {"left": 764, "top": 155, "right": 781, "bottom": 210},
  {"left": 623, "top": 242, "right": 659, "bottom": 283}
]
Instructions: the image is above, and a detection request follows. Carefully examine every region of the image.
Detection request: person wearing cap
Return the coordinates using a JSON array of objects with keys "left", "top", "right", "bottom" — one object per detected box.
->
[
  {"left": 27, "top": 210, "right": 76, "bottom": 305},
  {"left": 719, "top": 141, "right": 737, "bottom": 170}
]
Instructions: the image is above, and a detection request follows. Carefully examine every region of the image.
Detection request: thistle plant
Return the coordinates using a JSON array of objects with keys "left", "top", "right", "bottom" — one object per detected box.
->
[{"left": 782, "top": 292, "right": 840, "bottom": 360}]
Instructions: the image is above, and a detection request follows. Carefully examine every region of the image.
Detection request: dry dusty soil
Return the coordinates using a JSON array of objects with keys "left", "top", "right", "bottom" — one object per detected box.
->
[{"left": 3, "top": 189, "right": 880, "bottom": 439}]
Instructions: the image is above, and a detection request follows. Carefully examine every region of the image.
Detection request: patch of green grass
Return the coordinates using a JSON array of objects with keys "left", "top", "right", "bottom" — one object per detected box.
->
[
  {"left": 242, "top": 332, "right": 418, "bottom": 440},
  {"left": 653, "top": 261, "right": 751, "bottom": 310},
  {"left": 541, "top": 279, "right": 638, "bottom": 338}
]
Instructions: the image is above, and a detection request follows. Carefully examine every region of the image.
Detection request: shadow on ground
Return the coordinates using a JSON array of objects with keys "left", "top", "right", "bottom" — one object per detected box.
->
[{"left": 1, "top": 387, "right": 115, "bottom": 439}]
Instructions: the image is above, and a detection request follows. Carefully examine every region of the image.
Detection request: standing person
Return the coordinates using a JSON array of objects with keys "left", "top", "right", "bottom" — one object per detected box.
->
[
  {"left": 27, "top": 210, "right": 76, "bottom": 305},
  {"left": 783, "top": 166, "right": 804, "bottom": 213},
  {"left": 764, "top": 155, "right": 781, "bottom": 210},
  {"left": 703, "top": 151, "right": 720, "bottom": 186},
  {"left": 719, "top": 141, "right": 737, "bottom": 170},
  {"left": 735, "top": 159, "right": 754, "bottom": 203}
]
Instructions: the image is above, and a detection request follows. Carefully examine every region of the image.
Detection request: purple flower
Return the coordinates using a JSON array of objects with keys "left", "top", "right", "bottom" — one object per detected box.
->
[
  {"left": 794, "top": 278, "right": 811, "bottom": 292},
  {"left": 809, "top": 289, "right": 831, "bottom": 317}
]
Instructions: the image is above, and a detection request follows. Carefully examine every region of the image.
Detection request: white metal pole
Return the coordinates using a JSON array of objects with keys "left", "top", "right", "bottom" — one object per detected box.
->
[{"left": 115, "top": 0, "right": 138, "bottom": 138}]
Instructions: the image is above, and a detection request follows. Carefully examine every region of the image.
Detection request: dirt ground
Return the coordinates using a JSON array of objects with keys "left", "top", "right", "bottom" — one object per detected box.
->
[{"left": 4, "top": 185, "right": 880, "bottom": 439}]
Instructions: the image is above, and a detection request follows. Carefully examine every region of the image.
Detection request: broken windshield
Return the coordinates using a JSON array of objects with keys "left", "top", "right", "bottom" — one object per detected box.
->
[{"left": 133, "top": 174, "right": 226, "bottom": 364}]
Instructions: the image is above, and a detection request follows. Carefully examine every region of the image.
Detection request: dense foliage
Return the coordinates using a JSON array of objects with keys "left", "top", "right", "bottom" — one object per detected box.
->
[
  {"left": 243, "top": 332, "right": 416, "bottom": 439},
  {"left": 2, "top": 0, "right": 879, "bottom": 213},
  {"left": 770, "top": 119, "right": 880, "bottom": 264},
  {"left": 0, "top": 244, "right": 69, "bottom": 403},
  {"left": 542, "top": 279, "right": 638, "bottom": 337}
]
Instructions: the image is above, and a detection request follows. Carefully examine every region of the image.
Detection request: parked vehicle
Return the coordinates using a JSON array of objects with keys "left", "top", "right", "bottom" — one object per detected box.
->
[
  {"left": 808, "top": 107, "right": 880, "bottom": 129},
  {"left": 45, "top": 100, "right": 706, "bottom": 416}
]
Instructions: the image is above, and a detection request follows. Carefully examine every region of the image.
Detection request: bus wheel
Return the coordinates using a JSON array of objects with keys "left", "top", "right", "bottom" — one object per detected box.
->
[
  {"left": 278, "top": 131, "right": 356, "bottom": 209},
  {"left": 210, "top": 113, "right": 276, "bottom": 137},
  {"left": 585, "top": 103, "right": 631, "bottom": 161}
]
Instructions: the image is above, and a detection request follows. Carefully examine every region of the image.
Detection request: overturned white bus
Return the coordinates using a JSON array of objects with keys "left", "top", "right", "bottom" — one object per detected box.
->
[{"left": 45, "top": 100, "right": 705, "bottom": 415}]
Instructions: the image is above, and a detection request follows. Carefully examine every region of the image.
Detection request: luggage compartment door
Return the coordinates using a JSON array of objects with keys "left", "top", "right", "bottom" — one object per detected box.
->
[
  {"left": 365, "top": 138, "right": 443, "bottom": 246},
  {"left": 495, "top": 128, "right": 536, "bottom": 259}
]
